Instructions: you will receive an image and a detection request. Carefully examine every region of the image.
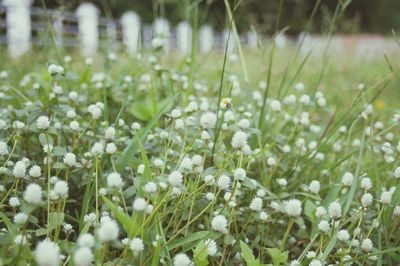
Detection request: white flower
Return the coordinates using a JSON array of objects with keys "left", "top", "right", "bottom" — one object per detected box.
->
[
  {"left": 217, "top": 175, "right": 231, "bottom": 190},
  {"left": 361, "top": 193, "right": 373, "bottom": 207},
  {"left": 0, "top": 141, "right": 8, "bottom": 156},
  {"left": 9, "top": 196, "right": 20, "bottom": 207},
  {"left": 78, "top": 233, "right": 95, "bottom": 248},
  {"left": 106, "top": 143, "right": 117, "bottom": 154},
  {"left": 143, "top": 182, "right": 157, "bottom": 193},
  {"left": 233, "top": 168, "right": 246, "bottom": 181},
  {"left": 260, "top": 211, "right": 269, "bottom": 221},
  {"left": 337, "top": 230, "right": 350, "bottom": 241},
  {"left": 211, "top": 215, "right": 228, "bottom": 234},
  {"left": 200, "top": 112, "right": 217, "bottom": 129},
  {"left": 360, "top": 177, "right": 372, "bottom": 190},
  {"left": 14, "top": 212, "right": 28, "bottom": 224},
  {"left": 309, "top": 180, "right": 320, "bottom": 194},
  {"left": 270, "top": 99, "right": 281, "bottom": 111},
  {"left": 318, "top": 220, "right": 330, "bottom": 233},
  {"left": 380, "top": 191, "right": 392, "bottom": 205},
  {"left": 394, "top": 206, "right": 400, "bottom": 217},
  {"left": 133, "top": 197, "right": 148, "bottom": 212},
  {"left": 204, "top": 239, "right": 217, "bottom": 256},
  {"left": 54, "top": 181, "right": 69, "bottom": 198},
  {"left": 14, "top": 234, "right": 28, "bottom": 246},
  {"left": 34, "top": 239, "right": 61, "bottom": 266},
  {"left": 249, "top": 197, "right": 263, "bottom": 212},
  {"left": 13, "top": 161, "right": 26, "bottom": 178},
  {"left": 231, "top": 131, "right": 248, "bottom": 149},
  {"left": 173, "top": 253, "right": 193, "bottom": 266},
  {"left": 36, "top": 116, "right": 50, "bottom": 129},
  {"left": 24, "top": 183, "right": 43, "bottom": 205},
  {"left": 63, "top": 153, "right": 77, "bottom": 167},
  {"left": 48, "top": 64, "right": 64, "bottom": 75},
  {"left": 29, "top": 165, "right": 42, "bottom": 178},
  {"left": 129, "top": 237, "right": 145, "bottom": 254},
  {"left": 107, "top": 172, "right": 124, "bottom": 189},
  {"left": 91, "top": 142, "right": 104, "bottom": 156},
  {"left": 168, "top": 171, "right": 183, "bottom": 187},
  {"left": 104, "top": 127, "right": 116, "bottom": 140},
  {"left": 328, "top": 201, "right": 341, "bottom": 219},
  {"left": 98, "top": 220, "right": 119, "bottom": 242},
  {"left": 342, "top": 172, "right": 353, "bottom": 186},
  {"left": 179, "top": 157, "right": 193, "bottom": 171},
  {"left": 361, "top": 238, "right": 373, "bottom": 252},
  {"left": 394, "top": 167, "right": 400, "bottom": 179},
  {"left": 309, "top": 259, "right": 322, "bottom": 266},
  {"left": 74, "top": 247, "right": 93, "bottom": 266},
  {"left": 285, "top": 199, "right": 302, "bottom": 217}
]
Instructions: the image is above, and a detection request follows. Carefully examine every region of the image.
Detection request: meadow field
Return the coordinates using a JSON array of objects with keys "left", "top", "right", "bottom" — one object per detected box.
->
[{"left": 0, "top": 32, "right": 400, "bottom": 266}]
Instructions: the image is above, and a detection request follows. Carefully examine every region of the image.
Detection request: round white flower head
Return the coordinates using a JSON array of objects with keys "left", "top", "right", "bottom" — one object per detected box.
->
[
  {"left": 168, "top": 171, "right": 183, "bottom": 187},
  {"left": 180, "top": 157, "right": 193, "bottom": 171},
  {"left": 98, "top": 220, "right": 119, "bottom": 242},
  {"left": 394, "top": 206, "right": 400, "bottom": 217},
  {"left": 106, "top": 143, "right": 117, "bottom": 154},
  {"left": 309, "top": 259, "right": 323, "bottom": 266},
  {"left": 204, "top": 239, "right": 217, "bottom": 256},
  {"left": 380, "top": 191, "right": 392, "bottom": 205},
  {"left": 173, "top": 253, "right": 193, "bottom": 266},
  {"left": 309, "top": 180, "right": 321, "bottom": 194},
  {"left": 78, "top": 233, "right": 95, "bottom": 248},
  {"left": 285, "top": 199, "right": 302, "bottom": 217},
  {"left": 361, "top": 193, "right": 373, "bottom": 207},
  {"left": 234, "top": 168, "right": 246, "bottom": 181},
  {"left": 360, "top": 177, "right": 372, "bottom": 190},
  {"left": 13, "top": 160, "right": 26, "bottom": 178},
  {"left": 48, "top": 64, "right": 64, "bottom": 75},
  {"left": 361, "top": 238, "right": 373, "bottom": 252},
  {"left": 91, "top": 142, "right": 104, "bottom": 156},
  {"left": 211, "top": 215, "right": 228, "bottom": 234},
  {"left": 133, "top": 197, "right": 148, "bottom": 212},
  {"left": 318, "top": 220, "right": 330, "bottom": 233},
  {"left": 29, "top": 165, "right": 41, "bottom": 178},
  {"left": 231, "top": 131, "right": 248, "bottom": 149},
  {"left": 107, "top": 172, "right": 124, "bottom": 189},
  {"left": 63, "top": 152, "right": 77, "bottom": 167},
  {"left": 337, "top": 229, "right": 350, "bottom": 241},
  {"left": 24, "top": 183, "right": 43, "bottom": 205},
  {"left": 74, "top": 247, "right": 93, "bottom": 266},
  {"left": 217, "top": 175, "right": 231, "bottom": 190},
  {"left": 328, "top": 201, "right": 342, "bottom": 219},
  {"left": 143, "top": 182, "right": 157, "bottom": 193},
  {"left": 14, "top": 234, "right": 28, "bottom": 246},
  {"left": 104, "top": 126, "right": 116, "bottom": 140},
  {"left": 54, "top": 180, "right": 69, "bottom": 198},
  {"left": 394, "top": 167, "right": 400, "bottom": 179},
  {"left": 342, "top": 172, "right": 353, "bottom": 187},
  {"left": 249, "top": 197, "right": 263, "bottom": 212},
  {"left": 34, "top": 238, "right": 60, "bottom": 266},
  {"left": 9, "top": 196, "right": 20, "bottom": 207},
  {"left": 0, "top": 141, "right": 8, "bottom": 156},
  {"left": 200, "top": 112, "right": 217, "bottom": 129},
  {"left": 129, "top": 237, "right": 145, "bottom": 254},
  {"left": 37, "top": 116, "right": 50, "bottom": 129},
  {"left": 14, "top": 212, "right": 28, "bottom": 224}
]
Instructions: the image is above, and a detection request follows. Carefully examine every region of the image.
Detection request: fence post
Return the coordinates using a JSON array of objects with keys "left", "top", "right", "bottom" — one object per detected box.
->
[
  {"left": 3, "top": 0, "right": 32, "bottom": 58},
  {"left": 120, "top": 11, "right": 141, "bottom": 55},
  {"left": 53, "top": 11, "right": 63, "bottom": 46},
  {"left": 199, "top": 25, "right": 213, "bottom": 53},
  {"left": 76, "top": 3, "right": 99, "bottom": 56},
  {"left": 153, "top": 18, "right": 170, "bottom": 51},
  {"left": 247, "top": 30, "right": 258, "bottom": 48},
  {"left": 176, "top": 21, "right": 191, "bottom": 54},
  {"left": 106, "top": 19, "right": 118, "bottom": 51}
]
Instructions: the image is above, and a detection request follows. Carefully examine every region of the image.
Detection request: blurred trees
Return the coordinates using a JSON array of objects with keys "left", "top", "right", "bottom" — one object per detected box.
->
[{"left": 36, "top": 0, "right": 400, "bottom": 34}]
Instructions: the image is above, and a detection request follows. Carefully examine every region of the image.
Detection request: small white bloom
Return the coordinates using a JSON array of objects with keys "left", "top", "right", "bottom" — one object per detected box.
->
[
  {"left": 249, "top": 197, "right": 263, "bottom": 212},
  {"left": 173, "top": 253, "right": 192, "bottom": 266},
  {"left": 63, "top": 153, "right": 77, "bottom": 167},
  {"left": 73, "top": 247, "right": 93, "bottom": 266},
  {"left": 231, "top": 131, "right": 248, "bottom": 149},
  {"left": 133, "top": 197, "right": 148, "bottom": 212},
  {"left": 361, "top": 238, "right": 373, "bottom": 252},
  {"left": 342, "top": 172, "right": 353, "bottom": 187},
  {"left": 107, "top": 172, "right": 124, "bottom": 189},
  {"left": 34, "top": 239, "right": 61, "bottom": 266},
  {"left": 204, "top": 239, "right": 217, "bottom": 256},
  {"left": 29, "top": 165, "right": 41, "bottom": 178},
  {"left": 24, "top": 183, "right": 43, "bottom": 205},
  {"left": 337, "top": 229, "right": 350, "bottom": 241},
  {"left": 200, "top": 112, "right": 217, "bottom": 129},
  {"left": 130, "top": 237, "right": 145, "bottom": 255},
  {"left": 211, "top": 215, "right": 228, "bottom": 234},
  {"left": 98, "top": 220, "right": 119, "bottom": 242},
  {"left": 318, "top": 220, "right": 330, "bottom": 233},
  {"left": 36, "top": 116, "right": 50, "bottom": 129},
  {"left": 285, "top": 199, "right": 302, "bottom": 217},
  {"left": 168, "top": 171, "right": 183, "bottom": 187},
  {"left": 328, "top": 201, "right": 342, "bottom": 219},
  {"left": 309, "top": 180, "right": 320, "bottom": 194}
]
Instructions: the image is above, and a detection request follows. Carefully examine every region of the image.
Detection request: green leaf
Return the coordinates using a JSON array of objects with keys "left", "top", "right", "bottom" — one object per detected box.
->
[
  {"left": 103, "top": 197, "right": 139, "bottom": 237},
  {"left": 167, "top": 231, "right": 214, "bottom": 251},
  {"left": 193, "top": 241, "right": 209, "bottom": 266},
  {"left": 240, "top": 241, "right": 259, "bottom": 266},
  {"left": 115, "top": 95, "right": 177, "bottom": 172},
  {"left": 266, "top": 248, "right": 288, "bottom": 266}
]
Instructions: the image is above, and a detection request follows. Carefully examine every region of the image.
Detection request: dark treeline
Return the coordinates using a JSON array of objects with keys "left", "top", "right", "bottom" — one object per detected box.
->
[{"left": 37, "top": 0, "right": 400, "bottom": 34}]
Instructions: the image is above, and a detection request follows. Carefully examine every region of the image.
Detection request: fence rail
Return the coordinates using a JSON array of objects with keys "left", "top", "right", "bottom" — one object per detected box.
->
[{"left": 0, "top": 0, "right": 398, "bottom": 59}]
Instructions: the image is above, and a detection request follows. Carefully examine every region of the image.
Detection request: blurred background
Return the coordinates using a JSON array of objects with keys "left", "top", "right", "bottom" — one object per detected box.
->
[{"left": 38, "top": 0, "right": 400, "bottom": 34}]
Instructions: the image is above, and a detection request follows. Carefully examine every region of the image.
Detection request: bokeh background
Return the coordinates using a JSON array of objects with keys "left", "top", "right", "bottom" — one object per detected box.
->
[{"left": 38, "top": 0, "right": 400, "bottom": 34}]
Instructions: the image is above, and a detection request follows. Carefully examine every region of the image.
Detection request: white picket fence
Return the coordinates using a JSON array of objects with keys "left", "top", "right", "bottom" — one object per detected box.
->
[{"left": 0, "top": 0, "right": 267, "bottom": 58}]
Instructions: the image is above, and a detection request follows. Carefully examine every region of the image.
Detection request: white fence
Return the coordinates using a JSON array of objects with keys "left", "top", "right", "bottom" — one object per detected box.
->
[{"left": 0, "top": 0, "right": 264, "bottom": 58}]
